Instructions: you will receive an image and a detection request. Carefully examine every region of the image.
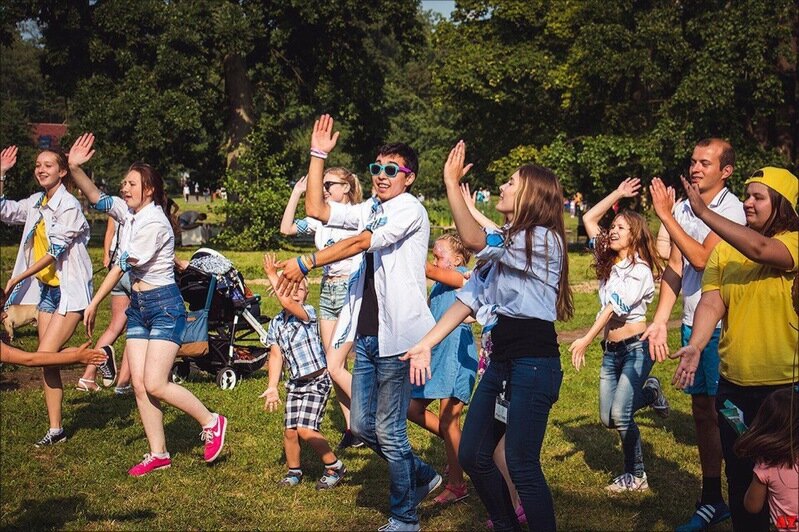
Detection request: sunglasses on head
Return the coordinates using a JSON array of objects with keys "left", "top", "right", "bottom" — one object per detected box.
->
[
  {"left": 323, "top": 181, "right": 346, "bottom": 192},
  {"left": 368, "top": 162, "right": 413, "bottom": 178}
]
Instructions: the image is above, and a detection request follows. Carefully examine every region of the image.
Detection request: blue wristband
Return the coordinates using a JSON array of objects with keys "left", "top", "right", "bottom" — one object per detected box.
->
[{"left": 296, "top": 256, "right": 309, "bottom": 275}]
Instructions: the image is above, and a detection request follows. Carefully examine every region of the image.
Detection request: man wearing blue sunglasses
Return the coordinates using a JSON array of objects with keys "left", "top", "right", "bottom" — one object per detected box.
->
[{"left": 278, "top": 115, "right": 440, "bottom": 532}]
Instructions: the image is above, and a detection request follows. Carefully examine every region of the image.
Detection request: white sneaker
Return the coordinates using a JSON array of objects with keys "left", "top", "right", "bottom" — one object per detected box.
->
[{"left": 605, "top": 472, "right": 649, "bottom": 493}]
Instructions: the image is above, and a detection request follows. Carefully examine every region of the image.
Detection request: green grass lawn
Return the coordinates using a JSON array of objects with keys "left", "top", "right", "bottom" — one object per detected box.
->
[{"left": 1, "top": 234, "right": 703, "bottom": 531}]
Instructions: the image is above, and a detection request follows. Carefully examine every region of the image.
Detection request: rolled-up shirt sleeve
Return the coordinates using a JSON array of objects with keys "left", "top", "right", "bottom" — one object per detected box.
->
[
  {"left": 91, "top": 194, "right": 129, "bottom": 224},
  {"left": 47, "top": 204, "right": 87, "bottom": 259}
]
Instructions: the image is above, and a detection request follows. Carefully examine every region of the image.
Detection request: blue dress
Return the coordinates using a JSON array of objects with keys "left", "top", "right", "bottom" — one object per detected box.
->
[{"left": 412, "top": 267, "right": 478, "bottom": 403}]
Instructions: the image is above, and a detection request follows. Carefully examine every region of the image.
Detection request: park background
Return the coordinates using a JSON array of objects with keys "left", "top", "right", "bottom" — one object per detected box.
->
[{"left": 0, "top": 0, "right": 796, "bottom": 530}]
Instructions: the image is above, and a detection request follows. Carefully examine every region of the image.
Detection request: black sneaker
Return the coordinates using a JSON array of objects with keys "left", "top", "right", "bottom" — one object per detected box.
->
[
  {"left": 337, "top": 430, "right": 364, "bottom": 450},
  {"left": 644, "top": 376, "right": 670, "bottom": 418},
  {"left": 98, "top": 345, "right": 117, "bottom": 387},
  {"left": 34, "top": 429, "right": 67, "bottom": 447}
]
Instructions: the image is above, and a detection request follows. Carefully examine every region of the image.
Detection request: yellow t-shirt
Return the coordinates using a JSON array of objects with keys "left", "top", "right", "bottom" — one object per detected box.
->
[
  {"left": 32, "top": 196, "right": 59, "bottom": 287},
  {"left": 702, "top": 231, "right": 798, "bottom": 386}
]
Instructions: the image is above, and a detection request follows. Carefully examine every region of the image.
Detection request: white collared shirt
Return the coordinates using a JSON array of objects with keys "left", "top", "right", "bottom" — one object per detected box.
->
[
  {"left": 94, "top": 195, "right": 176, "bottom": 286},
  {"left": 294, "top": 209, "right": 362, "bottom": 277},
  {"left": 672, "top": 188, "right": 745, "bottom": 327},
  {"left": 1, "top": 184, "right": 93, "bottom": 313},
  {"left": 326, "top": 194, "right": 435, "bottom": 357},
  {"left": 597, "top": 255, "right": 655, "bottom": 323}
]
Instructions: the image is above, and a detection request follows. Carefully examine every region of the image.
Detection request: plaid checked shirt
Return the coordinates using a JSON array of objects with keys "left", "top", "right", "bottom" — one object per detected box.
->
[{"left": 265, "top": 305, "right": 327, "bottom": 380}]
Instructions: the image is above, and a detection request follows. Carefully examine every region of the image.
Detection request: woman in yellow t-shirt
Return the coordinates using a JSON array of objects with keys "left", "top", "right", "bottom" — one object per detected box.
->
[{"left": 672, "top": 167, "right": 798, "bottom": 532}]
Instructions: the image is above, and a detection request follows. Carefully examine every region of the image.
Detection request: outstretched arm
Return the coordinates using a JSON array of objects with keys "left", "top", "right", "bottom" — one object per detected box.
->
[
  {"left": 305, "top": 115, "right": 340, "bottom": 223},
  {"left": 682, "top": 177, "right": 795, "bottom": 270},
  {"left": 425, "top": 263, "right": 467, "bottom": 288},
  {"left": 0, "top": 341, "right": 107, "bottom": 367},
  {"left": 263, "top": 253, "right": 309, "bottom": 321},
  {"left": 0, "top": 145, "right": 18, "bottom": 197},
  {"left": 582, "top": 178, "right": 641, "bottom": 239},
  {"left": 67, "top": 133, "right": 102, "bottom": 204}
]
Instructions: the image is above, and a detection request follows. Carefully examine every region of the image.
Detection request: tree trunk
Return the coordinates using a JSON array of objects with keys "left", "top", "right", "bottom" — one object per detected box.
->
[{"left": 223, "top": 52, "right": 256, "bottom": 172}]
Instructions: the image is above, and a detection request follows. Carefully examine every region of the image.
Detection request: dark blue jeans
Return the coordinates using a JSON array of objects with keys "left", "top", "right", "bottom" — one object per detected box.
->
[
  {"left": 598, "top": 340, "right": 655, "bottom": 477},
  {"left": 350, "top": 335, "right": 437, "bottom": 525},
  {"left": 459, "top": 357, "right": 563, "bottom": 532}
]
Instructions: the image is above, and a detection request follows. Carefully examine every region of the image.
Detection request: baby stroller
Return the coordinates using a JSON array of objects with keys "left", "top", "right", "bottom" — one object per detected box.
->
[{"left": 174, "top": 248, "right": 270, "bottom": 389}]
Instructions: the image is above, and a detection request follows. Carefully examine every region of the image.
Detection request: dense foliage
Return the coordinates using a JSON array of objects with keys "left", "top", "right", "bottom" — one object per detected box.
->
[{"left": 1, "top": 0, "right": 795, "bottom": 249}]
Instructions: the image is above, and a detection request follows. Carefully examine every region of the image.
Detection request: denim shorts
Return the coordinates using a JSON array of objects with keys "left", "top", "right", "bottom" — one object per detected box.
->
[
  {"left": 681, "top": 323, "right": 721, "bottom": 396},
  {"left": 37, "top": 284, "right": 61, "bottom": 314},
  {"left": 126, "top": 283, "right": 186, "bottom": 345},
  {"left": 319, "top": 277, "right": 348, "bottom": 320},
  {"left": 110, "top": 272, "right": 132, "bottom": 297}
]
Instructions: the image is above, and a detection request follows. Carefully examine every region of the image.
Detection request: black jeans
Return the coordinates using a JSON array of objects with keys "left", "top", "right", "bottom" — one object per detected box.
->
[{"left": 715, "top": 377, "right": 791, "bottom": 532}]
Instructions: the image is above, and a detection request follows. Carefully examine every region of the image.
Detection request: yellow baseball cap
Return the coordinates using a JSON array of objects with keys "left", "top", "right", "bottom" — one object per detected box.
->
[{"left": 744, "top": 167, "right": 798, "bottom": 212}]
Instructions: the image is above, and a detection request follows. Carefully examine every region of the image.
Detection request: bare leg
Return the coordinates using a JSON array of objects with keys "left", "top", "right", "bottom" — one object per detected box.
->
[
  {"left": 407, "top": 398, "right": 439, "bottom": 434},
  {"left": 128, "top": 338, "right": 166, "bottom": 454},
  {"left": 324, "top": 336, "right": 353, "bottom": 428},
  {"left": 39, "top": 311, "right": 82, "bottom": 429},
  {"left": 439, "top": 398, "right": 466, "bottom": 486},
  {"left": 284, "top": 428, "right": 301, "bottom": 468},
  {"left": 142, "top": 339, "right": 214, "bottom": 427},
  {"left": 116, "top": 345, "right": 131, "bottom": 387},
  {"left": 494, "top": 435, "right": 521, "bottom": 510},
  {"left": 81, "top": 294, "right": 129, "bottom": 383},
  {"left": 297, "top": 426, "right": 337, "bottom": 464}
]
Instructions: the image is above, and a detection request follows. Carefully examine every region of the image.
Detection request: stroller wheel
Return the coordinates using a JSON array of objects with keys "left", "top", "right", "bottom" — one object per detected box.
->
[
  {"left": 171, "top": 360, "right": 191, "bottom": 384},
  {"left": 216, "top": 367, "right": 238, "bottom": 390}
]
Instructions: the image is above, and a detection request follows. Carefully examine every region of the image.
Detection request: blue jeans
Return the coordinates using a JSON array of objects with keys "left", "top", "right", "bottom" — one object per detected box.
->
[
  {"left": 350, "top": 335, "right": 437, "bottom": 525},
  {"left": 599, "top": 340, "right": 655, "bottom": 477},
  {"left": 459, "top": 357, "right": 563, "bottom": 532}
]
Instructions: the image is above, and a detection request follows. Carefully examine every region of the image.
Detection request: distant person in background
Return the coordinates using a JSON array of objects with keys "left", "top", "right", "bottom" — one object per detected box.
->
[
  {"left": 178, "top": 210, "right": 207, "bottom": 229},
  {"left": 182, "top": 182, "right": 190, "bottom": 202},
  {"left": 194, "top": 182, "right": 200, "bottom": 202}
]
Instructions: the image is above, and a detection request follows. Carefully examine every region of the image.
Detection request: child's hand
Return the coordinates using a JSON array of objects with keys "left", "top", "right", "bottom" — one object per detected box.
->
[
  {"left": 569, "top": 337, "right": 590, "bottom": 371},
  {"left": 460, "top": 182, "right": 477, "bottom": 209},
  {"left": 0, "top": 145, "right": 18, "bottom": 175},
  {"left": 616, "top": 177, "right": 642, "bottom": 198},
  {"left": 310, "top": 114, "right": 340, "bottom": 154},
  {"left": 260, "top": 387, "right": 281, "bottom": 412},
  {"left": 292, "top": 175, "right": 308, "bottom": 195},
  {"left": 68, "top": 133, "right": 96, "bottom": 168},
  {"left": 263, "top": 253, "right": 278, "bottom": 276},
  {"left": 443, "top": 140, "right": 473, "bottom": 188}
]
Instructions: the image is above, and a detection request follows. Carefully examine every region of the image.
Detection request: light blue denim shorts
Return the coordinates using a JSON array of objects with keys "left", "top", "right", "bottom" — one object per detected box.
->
[{"left": 126, "top": 283, "right": 186, "bottom": 345}]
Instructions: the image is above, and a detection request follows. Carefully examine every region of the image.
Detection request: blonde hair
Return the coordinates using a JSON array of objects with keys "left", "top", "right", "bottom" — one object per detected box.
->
[
  {"left": 436, "top": 231, "right": 471, "bottom": 266},
  {"left": 325, "top": 167, "right": 363, "bottom": 204}
]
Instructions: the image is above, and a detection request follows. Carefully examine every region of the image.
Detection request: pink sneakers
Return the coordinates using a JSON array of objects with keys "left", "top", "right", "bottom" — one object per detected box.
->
[
  {"left": 201, "top": 414, "right": 227, "bottom": 462},
  {"left": 128, "top": 453, "right": 171, "bottom": 477}
]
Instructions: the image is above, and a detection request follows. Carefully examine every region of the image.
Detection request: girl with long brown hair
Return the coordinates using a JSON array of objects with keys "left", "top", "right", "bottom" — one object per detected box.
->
[
  {"left": 404, "top": 141, "right": 573, "bottom": 531},
  {"left": 67, "top": 133, "right": 227, "bottom": 476},
  {"left": 569, "top": 178, "right": 668, "bottom": 493}
]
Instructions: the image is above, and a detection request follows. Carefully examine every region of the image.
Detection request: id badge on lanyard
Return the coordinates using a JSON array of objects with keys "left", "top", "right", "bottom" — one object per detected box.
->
[{"left": 494, "top": 380, "right": 509, "bottom": 424}]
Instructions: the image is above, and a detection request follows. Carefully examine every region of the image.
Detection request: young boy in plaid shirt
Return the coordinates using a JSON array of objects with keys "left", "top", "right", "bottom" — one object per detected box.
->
[{"left": 261, "top": 253, "right": 345, "bottom": 489}]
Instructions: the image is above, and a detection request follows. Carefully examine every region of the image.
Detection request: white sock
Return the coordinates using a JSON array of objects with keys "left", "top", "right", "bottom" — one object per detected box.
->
[
  {"left": 203, "top": 413, "right": 218, "bottom": 429},
  {"left": 48, "top": 428, "right": 63, "bottom": 435},
  {"left": 325, "top": 459, "right": 343, "bottom": 470},
  {"left": 152, "top": 451, "right": 170, "bottom": 459}
]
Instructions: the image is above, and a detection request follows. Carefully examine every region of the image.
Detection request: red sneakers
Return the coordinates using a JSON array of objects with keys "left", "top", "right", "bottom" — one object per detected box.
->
[
  {"left": 201, "top": 414, "right": 227, "bottom": 462},
  {"left": 128, "top": 453, "right": 171, "bottom": 477}
]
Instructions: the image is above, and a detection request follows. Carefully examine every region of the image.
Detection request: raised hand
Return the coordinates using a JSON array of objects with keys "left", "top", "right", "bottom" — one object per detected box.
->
[
  {"left": 443, "top": 140, "right": 473, "bottom": 188},
  {"left": 649, "top": 177, "right": 675, "bottom": 221},
  {"left": 0, "top": 145, "right": 18, "bottom": 175},
  {"left": 399, "top": 343, "right": 432, "bottom": 385},
  {"left": 292, "top": 175, "right": 308, "bottom": 195},
  {"left": 263, "top": 252, "right": 278, "bottom": 277},
  {"left": 68, "top": 133, "right": 96, "bottom": 167},
  {"left": 310, "top": 114, "right": 340, "bottom": 154},
  {"left": 460, "top": 183, "right": 477, "bottom": 209},
  {"left": 617, "top": 177, "right": 642, "bottom": 198},
  {"left": 681, "top": 175, "right": 707, "bottom": 218}
]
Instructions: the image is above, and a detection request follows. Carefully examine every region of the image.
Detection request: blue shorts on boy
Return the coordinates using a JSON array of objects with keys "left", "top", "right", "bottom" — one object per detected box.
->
[{"left": 266, "top": 305, "right": 330, "bottom": 431}]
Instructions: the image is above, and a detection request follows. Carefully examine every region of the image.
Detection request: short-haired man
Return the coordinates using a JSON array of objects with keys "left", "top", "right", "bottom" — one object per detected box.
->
[
  {"left": 644, "top": 138, "right": 745, "bottom": 531},
  {"left": 279, "top": 115, "right": 440, "bottom": 532}
]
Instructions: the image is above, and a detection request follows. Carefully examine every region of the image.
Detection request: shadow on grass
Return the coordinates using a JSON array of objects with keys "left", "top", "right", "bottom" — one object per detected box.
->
[
  {"left": 555, "top": 418, "right": 701, "bottom": 530},
  {"left": 2, "top": 496, "right": 155, "bottom": 530},
  {"left": 67, "top": 392, "right": 138, "bottom": 432}
]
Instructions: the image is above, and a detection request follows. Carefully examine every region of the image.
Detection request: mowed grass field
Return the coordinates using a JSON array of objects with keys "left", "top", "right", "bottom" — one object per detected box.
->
[{"left": 0, "top": 213, "right": 714, "bottom": 531}]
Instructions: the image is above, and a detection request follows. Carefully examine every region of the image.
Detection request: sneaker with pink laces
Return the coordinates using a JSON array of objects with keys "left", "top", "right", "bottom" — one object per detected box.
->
[
  {"left": 128, "top": 453, "right": 171, "bottom": 477},
  {"left": 201, "top": 414, "right": 227, "bottom": 462}
]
